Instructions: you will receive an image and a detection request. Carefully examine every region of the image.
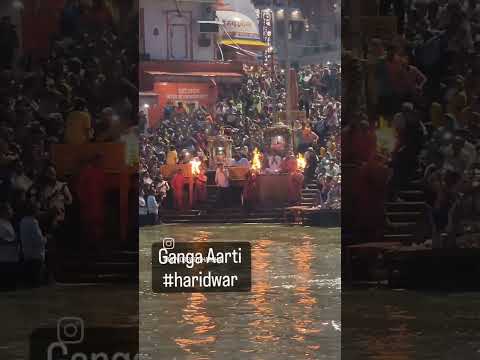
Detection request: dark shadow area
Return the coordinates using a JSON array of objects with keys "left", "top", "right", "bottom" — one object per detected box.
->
[
  {"left": 0, "top": 1, "right": 139, "bottom": 359},
  {"left": 342, "top": 0, "right": 480, "bottom": 358}
]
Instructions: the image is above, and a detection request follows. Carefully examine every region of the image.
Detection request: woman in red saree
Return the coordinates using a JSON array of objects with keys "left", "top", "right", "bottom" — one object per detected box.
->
[{"left": 194, "top": 168, "right": 208, "bottom": 205}]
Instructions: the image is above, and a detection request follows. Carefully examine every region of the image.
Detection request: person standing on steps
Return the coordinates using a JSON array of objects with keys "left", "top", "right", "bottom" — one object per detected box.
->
[
  {"left": 171, "top": 168, "right": 185, "bottom": 211},
  {"left": 215, "top": 163, "right": 230, "bottom": 209},
  {"left": 146, "top": 187, "right": 160, "bottom": 226}
]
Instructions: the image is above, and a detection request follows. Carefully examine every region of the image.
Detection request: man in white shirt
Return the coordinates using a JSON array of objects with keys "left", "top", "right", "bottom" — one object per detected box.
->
[
  {"left": 215, "top": 163, "right": 230, "bottom": 208},
  {"left": 326, "top": 161, "right": 340, "bottom": 178},
  {"left": 157, "top": 175, "right": 170, "bottom": 206},
  {"left": 139, "top": 189, "right": 148, "bottom": 227}
]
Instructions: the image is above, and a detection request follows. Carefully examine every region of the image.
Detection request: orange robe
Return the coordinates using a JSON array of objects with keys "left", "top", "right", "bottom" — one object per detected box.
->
[
  {"left": 171, "top": 173, "right": 185, "bottom": 210},
  {"left": 288, "top": 171, "right": 304, "bottom": 204},
  {"left": 194, "top": 174, "right": 208, "bottom": 204},
  {"left": 76, "top": 164, "right": 106, "bottom": 243},
  {"left": 243, "top": 174, "right": 258, "bottom": 209},
  {"left": 354, "top": 159, "right": 389, "bottom": 242}
]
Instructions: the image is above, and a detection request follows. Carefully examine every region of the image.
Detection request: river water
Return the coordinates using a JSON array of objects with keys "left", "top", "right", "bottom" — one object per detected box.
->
[
  {"left": 0, "top": 283, "right": 138, "bottom": 359},
  {"left": 342, "top": 288, "right": 480, "bottom": 359},
  {"left": 140, "top": 224, "right": 341, "bottom": 360},
  {"left": 3, "top": 224, "right": 479, "bottom": 359}
]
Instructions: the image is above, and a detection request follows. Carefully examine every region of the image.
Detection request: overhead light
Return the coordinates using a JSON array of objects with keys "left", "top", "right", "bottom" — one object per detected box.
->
[{"left": 12, "top": 0, "right": 24, "bottom": 9}]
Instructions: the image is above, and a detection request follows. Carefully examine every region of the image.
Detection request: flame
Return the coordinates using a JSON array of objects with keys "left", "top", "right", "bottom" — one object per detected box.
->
[
  {"left": 297, "top": 153, "right": 306, "bottom": 171},
  {"left": 375, "top": 117, "right": 397, "bottom": 156},
  {"left": 190, "top": 159, "right": 202, "bottom": 176},
  {"left": 251, "top": 148, "right": 262, "bottom": 172}
]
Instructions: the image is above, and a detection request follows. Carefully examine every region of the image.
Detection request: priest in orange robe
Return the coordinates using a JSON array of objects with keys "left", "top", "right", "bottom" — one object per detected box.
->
[{"left": 171, "top": 168, "right": 185, "bottom": 211}]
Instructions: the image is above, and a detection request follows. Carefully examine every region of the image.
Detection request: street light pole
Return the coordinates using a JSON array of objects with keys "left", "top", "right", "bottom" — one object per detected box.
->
[
  {"left": 271, "top": 1, "right": 277, "bottom": 115},
  {"left": 284, "top": 1, "right": 291, "bottom": 126}
]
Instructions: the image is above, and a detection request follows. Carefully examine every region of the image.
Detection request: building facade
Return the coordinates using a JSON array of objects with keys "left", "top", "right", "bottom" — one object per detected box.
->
[
  {"left": 139, "top": 0, "right": 266, "bottom": 128},
  {"left": 254, "top": 0, "right": 340, "bottom": 65},
  {"left": 139, "top": 0, "right": 217, "bottom": 62}
]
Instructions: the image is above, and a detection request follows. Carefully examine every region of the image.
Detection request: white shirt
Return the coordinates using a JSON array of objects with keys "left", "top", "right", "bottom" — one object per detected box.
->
[
  {"left": 268, "top": 155, "right": 282, "bottom": 173},
  {"left": 0, "top": 219, "right": 19, "bottom": 263},
  {"left": 157, "top": 180, "right": 170, "bottom": 196},
  {"left": 326, "top": 164, "right": 340, "bottom": 177},
  {"left": 139, "top": 196, "right": 148, "bottom": 215},
  {"left": 40, "top": 181, "right": 72, "bottom": 212},
  {"left": 215, "top": 168, "right": 229, "bottom": 188},
  {"left": 11, "top": 174, "right": 33, "bottom": 192}
]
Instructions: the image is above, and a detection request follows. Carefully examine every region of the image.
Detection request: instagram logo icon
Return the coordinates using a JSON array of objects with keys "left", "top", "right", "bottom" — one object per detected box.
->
[
  {"left": 162, "top": 237, "right": 175, "bottom": 250},
  {"left": 46, "top": 317, "right": 84, "bottom": 359},
  {"left": 57, "top": 317, "right": 84, "bottom": 344}
]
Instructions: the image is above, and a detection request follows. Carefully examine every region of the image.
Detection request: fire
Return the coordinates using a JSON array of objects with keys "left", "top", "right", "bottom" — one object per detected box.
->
[
  {"left": 297, "top": 153, "right": 306, "bottom": 171},
  {"left": 251, "top": 148, "right": 262, "bottom": 172},
  {"left": 190, "top": 159, "right": 202, "bottom": 176},
  {"left": 375, "top": 118, "right": 397, "bottom": 155}
]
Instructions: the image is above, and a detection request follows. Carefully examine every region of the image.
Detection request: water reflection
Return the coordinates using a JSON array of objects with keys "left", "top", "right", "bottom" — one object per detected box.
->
[
  {"left": 342, "top": 290, "right": 480, "bottom": 359},
  {"left": 140, "top": 224, "right": 341, "bottom": 359},
  {"left": 175, "top": 293, "right": 216, "bottom": 352},
  {"left": 248, "top": 239, "right": 279, "bottom": 344}
]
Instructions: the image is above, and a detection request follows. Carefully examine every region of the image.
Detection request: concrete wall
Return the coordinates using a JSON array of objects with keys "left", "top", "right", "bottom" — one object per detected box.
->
[{"left": 140, "top": 0, "right": 216, "bottom": 62}]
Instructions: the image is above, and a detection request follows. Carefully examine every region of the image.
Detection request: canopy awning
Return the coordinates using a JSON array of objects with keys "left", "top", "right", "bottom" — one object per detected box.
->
[
  {"left": 219, "top": 39, "right": 268, "bottom": 48},
  {"left": 146, "top": 71, "right": 243, "bottom": 78}
]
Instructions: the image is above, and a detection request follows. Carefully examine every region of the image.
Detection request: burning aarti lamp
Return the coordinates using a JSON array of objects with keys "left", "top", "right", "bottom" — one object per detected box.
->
[
  {"left": 296, "top": 153, "right": 306, "bottom": 172},
  {"left": 264, "top": 123, "right": 292, "bottom": 156},
  {"left": 190, "top": 158, "right": 202, "bottom": 177},
  {"left": 251, "top": 148, "right": 263, "bottom": 173},
  {"left": 207, "top": 130, "right": 233, "bottom": 169}
]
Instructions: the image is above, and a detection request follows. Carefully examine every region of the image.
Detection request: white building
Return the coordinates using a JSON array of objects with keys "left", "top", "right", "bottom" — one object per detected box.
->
[
  {"left": 140, "top": 0, "right": 218, "bottom": 61},
  {"left": 139, "top": 0, "right": 266, "bottom": 127}
]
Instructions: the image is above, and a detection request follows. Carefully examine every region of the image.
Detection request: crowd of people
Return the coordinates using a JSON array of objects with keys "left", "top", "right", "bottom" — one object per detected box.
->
[
  {"left": 344, "top": 0, "right": 480, "bottom": 247},
  {"left": 139, "top": 63, "right": 341, "bottom": 224},
  {"left": 0, "top": 0, "right": 138, "bottom": 288}
]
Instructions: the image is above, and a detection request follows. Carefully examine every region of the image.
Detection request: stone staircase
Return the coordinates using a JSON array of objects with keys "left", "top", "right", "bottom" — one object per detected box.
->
[
  {"left": 160, "top": 180, "right": 323, "bottom": 224},
  {"left": 160, "top": 207, "right": 285, "bottom": 224},
  {"left": 385, "top": 180, "right": 426, "bottom": 244},
  {"left": 53, "top": 250, "right": 138, "bottom": 283},
  {"left": 301, "top": 182, "right": 319, "bottom": 207}
]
